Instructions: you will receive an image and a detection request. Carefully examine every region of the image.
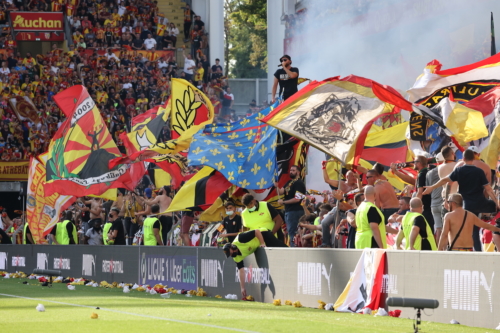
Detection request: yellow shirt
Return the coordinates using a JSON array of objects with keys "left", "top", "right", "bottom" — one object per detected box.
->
[
  {"left": 96, "top": 91, "right": 108, "bottom": 104},
  {"left": 137, "top": 98, "right": 148, "bottom": 105},
  {"left": 194, "top": 68, "right": 204, "bottom": 82}
]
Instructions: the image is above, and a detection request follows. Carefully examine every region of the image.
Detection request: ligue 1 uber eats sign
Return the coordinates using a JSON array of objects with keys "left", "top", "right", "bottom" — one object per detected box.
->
[{"left": 140, "top": 253, "right": 197, "bottom": 290}]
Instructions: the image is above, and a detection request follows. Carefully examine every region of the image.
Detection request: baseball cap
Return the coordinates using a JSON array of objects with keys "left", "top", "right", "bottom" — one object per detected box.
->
[
  {"left": 280, "top": 55, "right": 291, "bottom": 62},
  {"left": 435, "top": 152, "right": 445, "bottom": 163},
  {"left": 467, "top": 146, "right": 480, "bottom": 154},
  {"left": 145, "top": 188, "right": 153, "bottom": 198}
]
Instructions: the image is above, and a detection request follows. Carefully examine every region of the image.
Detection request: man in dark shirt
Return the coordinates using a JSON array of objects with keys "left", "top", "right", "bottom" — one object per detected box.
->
[
  {"left": 211, "top": 59, "right": 223, "bottom": 77},
  {"left": 222, "top": 202, "right": 242, "bottom": 243},
  {"left": 108, "top": 207, "right": 126, "bottom": 245},
  {"left": 414, "top": 155, "right": 434, "bottom": 233},
  {"left": 275, "top": 165, "right": 306, "bottom": 247},
  {"left": 424, "top": 149, "right": 499, "bottom": 251},
  {"left": 271, "top": 55, "right": 299, "bottom": 103},
  {"left": 0, "top": 227, "right": 12, "bottom": 244}
]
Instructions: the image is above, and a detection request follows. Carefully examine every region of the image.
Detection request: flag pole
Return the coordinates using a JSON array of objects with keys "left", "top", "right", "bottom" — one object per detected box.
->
[
  {"left": 332, "top": 157, "right": 344, "bottom": 249},
  {"left": 492, "top": 12, "right": 497, "bottom": 56}
]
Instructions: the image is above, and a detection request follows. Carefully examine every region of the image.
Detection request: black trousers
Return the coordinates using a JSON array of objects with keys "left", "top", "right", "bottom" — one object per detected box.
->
[
  {"left": 184, "top": 22, "right": 191, "bottom": 40},
  {"left": 262, "top": 231, "right": 288, "bottom": 247},
  {"left": 159, "top": 215, "right": 173, "bottom": 245}
]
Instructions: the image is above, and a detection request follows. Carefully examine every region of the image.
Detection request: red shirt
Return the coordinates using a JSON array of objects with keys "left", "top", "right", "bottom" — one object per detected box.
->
[{"left": 124, "top": 98, "right": 136, "bottom": 106}]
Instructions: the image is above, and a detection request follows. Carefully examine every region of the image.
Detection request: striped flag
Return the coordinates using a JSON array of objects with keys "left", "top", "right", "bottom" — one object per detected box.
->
[{"left": 165, "top": 167, "right": 231, "bottom": 212}]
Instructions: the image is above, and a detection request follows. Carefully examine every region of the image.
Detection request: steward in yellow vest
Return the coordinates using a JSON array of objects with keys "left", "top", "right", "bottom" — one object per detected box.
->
[
  {"left": 223, "top": 229, "right": 287, "bottom": 299},
  {"left": 355, "top": 186, "right": 387, "bottom": 249},
  {"left": 23, "top": 223, "right": 35, "bottom": 244},
  {"left": 241, "top": 194, "right": 283, "bottom": 236},
  {"left": 102, "top": 221, "right": 113, "bottom": 245},
  {"left": 50, "top": 211, "right": 77, "bottom": 245},
  {"left": 143, "top": 205, "right": 162, "bottom": 246},
  {"left": 396, "top": 198, "right": 437, "bottom": 251}
]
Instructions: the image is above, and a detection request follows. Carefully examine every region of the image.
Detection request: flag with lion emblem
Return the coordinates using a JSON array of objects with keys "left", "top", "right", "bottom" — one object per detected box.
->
[
  {"left": 261, "top": 75, "right": 403, "bottom": 163},
  {"left": 44, "top": 85, "right": 144, "bottom": 197}
]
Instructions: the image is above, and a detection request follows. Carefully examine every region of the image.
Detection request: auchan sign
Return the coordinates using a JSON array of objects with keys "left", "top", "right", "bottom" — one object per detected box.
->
[{"left": 10, "top": 12, "right": 64, "bottom": 31}]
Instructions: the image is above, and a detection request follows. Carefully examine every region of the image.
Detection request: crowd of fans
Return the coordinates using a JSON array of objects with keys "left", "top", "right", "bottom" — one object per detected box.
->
[{"left": 0, "top": 0, "right": 249, "bottom": 160}]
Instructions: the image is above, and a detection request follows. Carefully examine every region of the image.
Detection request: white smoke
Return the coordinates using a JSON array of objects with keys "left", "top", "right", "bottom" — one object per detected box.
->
[{"left": 288, "top": 0, "right": 497, "bottom": 91}]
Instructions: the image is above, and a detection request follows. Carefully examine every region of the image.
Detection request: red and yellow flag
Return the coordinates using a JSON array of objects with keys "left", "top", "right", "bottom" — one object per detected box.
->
[
  {"left": 27, "top": 154, "right": 75, "bottom": 244},
  {"left": 45, "top": 85, "right": 144, "bottom": 197}
]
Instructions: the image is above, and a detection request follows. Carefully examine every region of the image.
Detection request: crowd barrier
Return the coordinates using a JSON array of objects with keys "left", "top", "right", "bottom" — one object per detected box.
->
[{"left": 0, "top": 245, "right": 498, "bottom": 329}]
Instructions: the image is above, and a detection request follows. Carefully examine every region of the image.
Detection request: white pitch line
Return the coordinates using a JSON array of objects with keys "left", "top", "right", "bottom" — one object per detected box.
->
[{"left": 0, "top": 293, "right": 260, "bottom": 333}]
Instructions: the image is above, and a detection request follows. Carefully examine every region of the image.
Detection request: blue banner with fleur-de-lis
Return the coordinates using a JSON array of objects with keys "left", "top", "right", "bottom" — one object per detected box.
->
[{"left": 187, "top": 102, "right": 279, "bottom": 190}]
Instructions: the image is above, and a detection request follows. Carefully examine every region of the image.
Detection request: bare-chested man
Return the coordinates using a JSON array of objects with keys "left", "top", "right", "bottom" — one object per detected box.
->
[
  {"left": 366, "top": 169, "right": 399, "bottom": 223},
  {"left": 144, "top": 186, "right": 173, "bottom": 245},
  {"left": 439, "top": 193, "right": 500, "bottom": 251},
  {"left": 323, "top": 161, "right": 359, "bottom": 193},
  {"left": 88, "top": 197, "right": 104, "bottom": 228},
  {"left": 454, "top": 146, "right": 492, "bottom": 184}
]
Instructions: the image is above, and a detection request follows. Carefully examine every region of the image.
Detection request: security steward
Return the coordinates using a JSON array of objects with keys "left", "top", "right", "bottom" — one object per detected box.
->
[
  {"left": 143, "top": 204, "right": 163, "bottom": 246},
  {"left": 223, "top": 229, "right": 287, "bottom": 298},
  {"left": 355, "top": 186, "right": 386, "bottom": 249},
  {"left": 23, "top": 222, "right": 35, "bottom": 244},
  {"left": 395, "top": 198, "right": 437, "bottom": 250},
  {"left": 102, "top": 211, "right": 114, "bottom": 245},
  {"left": 241, "top": 194, "right": 284, "bottom": 237},
  {"left": 50, "top": 211, "right": 77, "bottom": 245}
]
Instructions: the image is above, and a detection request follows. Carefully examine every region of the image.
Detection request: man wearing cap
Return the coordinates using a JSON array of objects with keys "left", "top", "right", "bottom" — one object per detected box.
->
[
  {"left": 223, "top": 229, "right": 287, "bottom": 298},
  {"left": 455, "top": 146, "right": 491, "bottom": 184},
  {"left": 426, "top": 153, "right": 445, "bottom": 241},
  {"left": 271, "top": 55, "right": 299, "bottom": 104},
  {"left": 424, "top": 149, "right": 499, "bottom": 251}
]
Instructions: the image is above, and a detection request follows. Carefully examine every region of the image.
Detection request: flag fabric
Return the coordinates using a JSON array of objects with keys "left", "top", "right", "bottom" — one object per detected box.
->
[
  {"left": 334, "top": 249, "right": 387, "bottom": 313},
  {"left": 148, "top": 164, "right": 171, "bottom": 188},
  {"left": 261, "top": 75, "right": 402, "bottom": 164},
  {"left": 297, "top": 77, "right": 310, "bottom": 85},
  {"left": 165, "top": 166, "right": 231, "bottom": 212},
  {"left": 8, "top": 96, "right": 40, "bottom": 124},
  {"left": 26, "top": 155, "right": 75, "bottom": 244},
  {"left": 121, "top": 100, "right": 169, "bottom": 156},
  {"left": 45, "top": 85, "right": 145, "bottom": 197},
  {"left": 109, "top": 79, "right": 214, "bottom": 169},
  {"left": 356, "top": 122, "right": 413, "bottom": 191},
  {"left": 170, "top": 78, "right": 214, "bottom": 140},
  {"left": 407, "top": 55, "right": 500, "bottom": 161},
  {"left": 188, "top": 103, "right": 279, "bottom": 190}
]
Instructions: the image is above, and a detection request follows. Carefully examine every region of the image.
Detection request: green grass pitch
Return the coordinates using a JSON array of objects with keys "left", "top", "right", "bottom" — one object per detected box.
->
[{"left": 0, "top": 278, "right": 491, "bottom": 333}]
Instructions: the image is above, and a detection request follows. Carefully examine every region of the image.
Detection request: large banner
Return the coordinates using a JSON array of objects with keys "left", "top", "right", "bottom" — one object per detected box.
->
[
  {"left": 0, "top": 161, "right": 29, "bottom": 181},
  {"left": 26, "top": 156, "right": 75, "bottom": 244},
  {"left": 10, "top": 12, "right": 64, "bottom": 31}
]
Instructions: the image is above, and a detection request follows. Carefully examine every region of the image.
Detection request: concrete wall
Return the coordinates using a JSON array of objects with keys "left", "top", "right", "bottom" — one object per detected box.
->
[{"left": 2, "top": 245, "right": 499, "bottom": 329}]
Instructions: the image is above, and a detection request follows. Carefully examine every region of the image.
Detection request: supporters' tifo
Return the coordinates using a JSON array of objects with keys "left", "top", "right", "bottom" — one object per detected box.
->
[{"left": 2, "top": 0, "right": 500, "bottom": 331}]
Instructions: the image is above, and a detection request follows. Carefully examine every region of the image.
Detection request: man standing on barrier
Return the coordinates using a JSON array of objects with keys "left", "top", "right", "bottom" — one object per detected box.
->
[
  {"left": 223, "top": 229, "right": 287, "bottom": 298},
  {"left": 395, "top": 198, "right": 437, "bottom": 251},
  {"left": 50, "top": 211, "right": 77, "bottom": 245},
  {"left": 143, "top": 204, "right": 163, "bottom": 246},
  {"left": 241, "top": 194, "right": 284, "bottom": 238},
  {"left": 355, "top": 186, "right": 386, "bottom": 249},
  {"left": 275, "top": 165, "right": 306, "bottom": 246}
]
